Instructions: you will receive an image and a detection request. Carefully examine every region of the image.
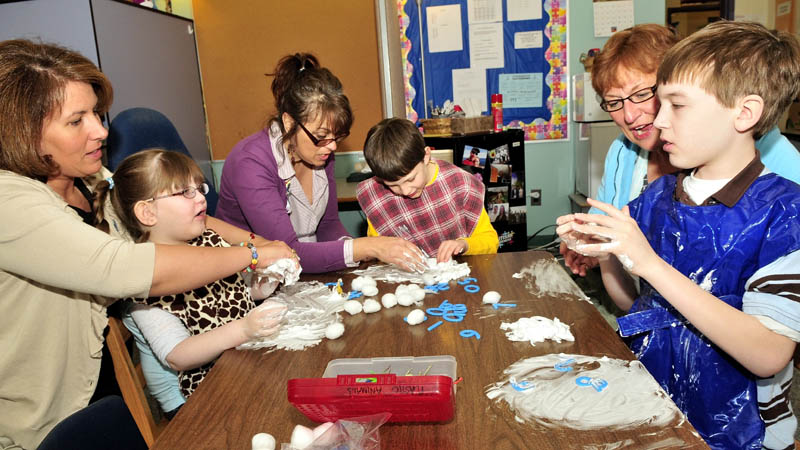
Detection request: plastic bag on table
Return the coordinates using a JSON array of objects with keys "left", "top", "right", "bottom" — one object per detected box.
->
[{"left": 281, "top": 413, "right": 391, "bottom": 450}]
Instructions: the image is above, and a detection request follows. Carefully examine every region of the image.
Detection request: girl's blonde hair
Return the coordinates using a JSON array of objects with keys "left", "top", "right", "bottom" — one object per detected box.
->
[{"left": 94, "top": 149, "right": 205, "bottom": 242}]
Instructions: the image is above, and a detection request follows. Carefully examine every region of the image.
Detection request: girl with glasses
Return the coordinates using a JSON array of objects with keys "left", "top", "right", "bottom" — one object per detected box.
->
[
  {"left": 216, "top": 53, "right": 428, "bottom": 275},
  {"left": 94, "top": 149, "right": 295, "bottom": 412}
]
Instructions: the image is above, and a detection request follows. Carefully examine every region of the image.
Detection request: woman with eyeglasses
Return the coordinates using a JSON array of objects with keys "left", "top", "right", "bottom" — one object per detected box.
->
[
  {"left": 561, "top": 24, "right": 800, "bottom": 277},
  {"left": 0, "top": 39, "right": 294, "bottom": 450},
  {"left": 216, "top": 53, "right": 428, "bottom": 274}
]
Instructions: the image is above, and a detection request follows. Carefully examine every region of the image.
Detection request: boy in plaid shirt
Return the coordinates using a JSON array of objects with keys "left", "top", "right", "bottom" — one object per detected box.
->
[{"left": 357, "top": 118, "right": 498, "bottom": 262}]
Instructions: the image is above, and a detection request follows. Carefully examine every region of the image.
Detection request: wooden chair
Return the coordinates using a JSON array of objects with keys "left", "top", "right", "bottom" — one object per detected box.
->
[{"left": 106, "top": 316, "right": 165, "bottom": 447}]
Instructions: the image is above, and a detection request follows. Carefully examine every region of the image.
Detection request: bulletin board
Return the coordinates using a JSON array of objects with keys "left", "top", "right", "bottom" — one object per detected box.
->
[{"left": 399, "top": 0, "right": 568, "bottom": 141}]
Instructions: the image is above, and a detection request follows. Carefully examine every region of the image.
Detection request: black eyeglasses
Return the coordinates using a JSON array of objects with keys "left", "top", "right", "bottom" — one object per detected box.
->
[
  {"left": 150, "top": 183, "right": 209, "bottom": 201},
  {"left": 294, "top": 119, "right": 349, "bottom": 147},
  {"left": 600, "top": 85, "right": 657, "bottom": 112}
]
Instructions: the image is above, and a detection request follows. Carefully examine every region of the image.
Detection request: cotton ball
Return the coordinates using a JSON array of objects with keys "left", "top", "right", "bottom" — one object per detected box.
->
[
  {"left": 325, "top": 322, "right": 345, "bottom": 340},
  {"left": 251, "top": 433, "right": 276, "bottom": 450},
  {"left": 381, "top": 293, "right": 398, "bottom": 308},
  {"left": 362, "top": 285, "right": 379, "bottom": 297},
  {"left": 397, "top": 293, "right": 414, "bottom": 307},
  {"left": 422, "top": 274, "right": 436, "bottom": 286},
  {"left": 312, "top": 422, "right": 336, "bottom": 445},
  {"left": 361, "top": 276, "right": 377, "bottom": 287},
  {"left": 290, "top": 425, "right": 314, "bottom": 450},
  {"left": 363, "top": 299, "right": 381, "bottom": 313},
  {"left": 482, "top": 291, "right": 501, "bottom": 304},
  {"left": 406, "top": 309, "right": 426, "bottom": 325},
  {"left": 395, "top": 284, "right": 408, "bottom": 296},
  {"left": 343, "top": 300, "right": 363, "bottom": 315},
  {"left": 351, "top": 277, "right": 365, "bottom": 292},
  {"left": 410, "top": 286, "right": 426, "bottom": 302}
]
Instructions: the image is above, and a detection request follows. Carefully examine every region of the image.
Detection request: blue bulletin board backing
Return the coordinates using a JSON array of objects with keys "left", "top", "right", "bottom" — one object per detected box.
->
[{"left": 399, "top": 0, "right": 568, "bottom": 141}]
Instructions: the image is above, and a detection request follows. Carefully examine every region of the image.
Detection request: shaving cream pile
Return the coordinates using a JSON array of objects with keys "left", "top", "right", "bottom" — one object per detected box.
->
[
  {"left": 500, "top": 316, "right": 574, "bottom": 345},
  {"left": 237, "top": 281, "right": 345, "bottom": 352},
  {"left": 512, "top": 259, "right": 590, "bottom": 301},
  {"left": 352, "top": 258, "right": 470, "bottom": 285},
  {"left": 485, "top": 354, "right": 683, "bottom": 430}
]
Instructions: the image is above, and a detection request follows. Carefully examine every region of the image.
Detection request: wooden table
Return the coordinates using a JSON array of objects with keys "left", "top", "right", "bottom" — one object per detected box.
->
[{"left": 153, "top": 251, "right": 707, "bottom": 449}]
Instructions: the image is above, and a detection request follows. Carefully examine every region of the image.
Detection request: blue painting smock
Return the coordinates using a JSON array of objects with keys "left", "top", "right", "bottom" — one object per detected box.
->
[{"left": 617, "top": 156, "right": 800, "bottom": 449}]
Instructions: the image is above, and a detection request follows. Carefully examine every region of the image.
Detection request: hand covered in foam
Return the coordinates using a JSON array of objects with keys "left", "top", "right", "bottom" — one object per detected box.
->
[
  {"left": 559, "top": 198, "right": 660, "bottom": 276},
  {"left": 255, "top": 240, "right": 298, "bottom": 269},
  {"left": 242, "top": 301, "right": 287, "bottom": 340},
  {"left": 369, "top": 236, "right": 427, "bottom": 273},
  {"left": 558, "top": 241, "right": 598, "bottom": 277}
]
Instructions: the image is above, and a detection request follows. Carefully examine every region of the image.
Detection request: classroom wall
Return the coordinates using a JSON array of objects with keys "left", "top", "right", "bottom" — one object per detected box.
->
[
  {"left": 192, "top": 0, "right": 384, "bottom": 160},
  {"left": 524, "top": 0, "right": 665, "bottom": 242}
]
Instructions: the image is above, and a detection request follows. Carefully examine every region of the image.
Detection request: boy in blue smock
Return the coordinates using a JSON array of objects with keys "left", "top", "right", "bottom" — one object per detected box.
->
[{"left": 557, "top": 21, "right": 800, "bottom": 449}]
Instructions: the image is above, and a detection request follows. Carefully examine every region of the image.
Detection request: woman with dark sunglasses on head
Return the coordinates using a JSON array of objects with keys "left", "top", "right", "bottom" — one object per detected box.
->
[
  {"left": 216, "top": 53, "right": 427, "bottom": 274},
  {"left": 560, "top": 24, "right": 800, "bottom": 277}
]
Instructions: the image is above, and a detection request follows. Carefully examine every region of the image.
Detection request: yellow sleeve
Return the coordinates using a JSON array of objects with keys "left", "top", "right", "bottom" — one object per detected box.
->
[
  {"left": 462, "top": 207, "right": 499, "bottom": 255},
  {"left": 367, "top": 219, "right": 380, "bottom": 237}
]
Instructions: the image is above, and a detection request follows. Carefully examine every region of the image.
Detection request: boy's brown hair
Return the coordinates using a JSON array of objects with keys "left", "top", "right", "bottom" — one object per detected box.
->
[
  {"left": 591, "top": 24, "right": 680, "bottom": 96},
  {"left": 657, "top": 20, "right": 800, "bottom": 139},
  {"left": 363, "top": 118, "right": 426, "bottom": 182}
]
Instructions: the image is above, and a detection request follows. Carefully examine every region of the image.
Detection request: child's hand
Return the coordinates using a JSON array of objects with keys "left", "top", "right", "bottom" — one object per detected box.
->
[
  {"left": 255, "top": 240, "right": 299, "bottom": 268},
  {"left": 436, "top": 239, "right": 467, "bottom": 263},
  {"left": 371, "top": 236, "right": 428, "bottom": 273},
  {"left": 242, "top": 301, "right": 287, "bottom": 340},
  {"left": 558, "top": 241, "right": 598, "bottom": 276},
  {"left": 561, "top": 198, "right": 659, "bottom": 277}
]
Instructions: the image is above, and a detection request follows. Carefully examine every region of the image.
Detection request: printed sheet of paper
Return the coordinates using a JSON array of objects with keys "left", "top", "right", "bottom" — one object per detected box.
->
[
  {"left": 469, "top": 22, "right": 504, "bottom": 69},
  {"left": 593, "top": 0, "right": 634, "bottom": 37},
  {"left": 499, "top": 73, "right": 543, "bottom": 108},
  {"left": 514, "top": 30, "right": 543, "bottom": 49},
  {"left": 452, "top": 68, "right": 488, "bottom": 115},
  {"left": 508, "top": 0, "right": 542, "bottom": 21},
  {"left": 427, "top": 4, "right": 464, "bottom": 53},
  {"left": 467, "top": 0, "right": 502, "bottom": 24}
]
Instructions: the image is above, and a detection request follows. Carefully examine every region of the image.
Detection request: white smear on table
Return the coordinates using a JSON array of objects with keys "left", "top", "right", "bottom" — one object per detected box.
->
[
  {"left": 500, "top": 316, "right": 574, "bottom": 345},
  {"left": 512, "top": 259, "right": 590, "bottom": 301},
  {"left": 237, "top": 281, "right": 345, "bottom": 352},
  {"left": 352, "top": 258, "right": 470, "bottom": 284},
  {"left": 485, "top": 354, "right": 684, "bottom": 431}
]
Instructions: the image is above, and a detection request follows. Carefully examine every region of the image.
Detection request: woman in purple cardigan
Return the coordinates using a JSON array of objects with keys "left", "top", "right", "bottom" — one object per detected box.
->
[{"left": 216, "top": 53, "right": 426, "bottom": 273}]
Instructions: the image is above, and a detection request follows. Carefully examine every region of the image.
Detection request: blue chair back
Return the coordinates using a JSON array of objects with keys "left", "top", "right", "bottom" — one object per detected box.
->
[{"left": 107, "top": 108, "right": 218, "bottom": 215}]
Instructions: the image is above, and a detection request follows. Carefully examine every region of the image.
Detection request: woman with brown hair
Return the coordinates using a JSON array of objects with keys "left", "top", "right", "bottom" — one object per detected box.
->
[
  {"left": 216, "top": 53, "right": 428, "bottom": 274},
  {"left": 0, "top": 39, "right": 295, "bottom": 449}
]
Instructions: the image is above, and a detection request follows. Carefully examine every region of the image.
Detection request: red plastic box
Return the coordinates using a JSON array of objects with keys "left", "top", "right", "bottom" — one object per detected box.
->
[{"left": 288, "top": 356, "right": 456, "bottom": 423}]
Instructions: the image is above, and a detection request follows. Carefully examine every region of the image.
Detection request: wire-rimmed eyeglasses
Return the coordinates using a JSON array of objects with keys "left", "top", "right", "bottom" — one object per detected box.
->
[
  {"left": 600, "top": 85, "right": 657, "bottom": 112},
  {"left": 294, "top": 119, "right": 349, "bottom": 147},
  {"left": 150, "top": 183, "right": 209, "bottom": 201}
]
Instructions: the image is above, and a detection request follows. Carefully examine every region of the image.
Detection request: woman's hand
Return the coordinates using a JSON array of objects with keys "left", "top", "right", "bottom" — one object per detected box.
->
[
  {"left": 241, "top": 301, "right": 287, "bottom": 340},
  {"left": 436, "top": 239, "right": 467, "bottom": 263},
  {"left": 558, "top": 241, "right": 598, "bottom": 276},
  {"left": 255, "top": 240, "right": 298, "bottom": 268},
  {"left": 369, "top": 236, "right": 428, "bottom": 273},
  {"left": 559, "top": 198, "right": 660, "bottom": 278}
]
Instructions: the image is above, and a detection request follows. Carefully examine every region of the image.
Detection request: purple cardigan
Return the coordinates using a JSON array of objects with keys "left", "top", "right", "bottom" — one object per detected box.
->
[{"left": 215, "top": 129, "right": 351, "bottom": 273}]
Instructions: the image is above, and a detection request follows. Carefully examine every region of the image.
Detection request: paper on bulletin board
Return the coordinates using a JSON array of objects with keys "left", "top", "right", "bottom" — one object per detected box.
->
[
  {"left": 427, "top": 4, "right": 464, "bottom": 53},
  {"left": 468, "top": 0, "right": 502, "bottom": 24},
  {"left": 469, "top": 22, "right": 505, "bottom": 68},
  {"left": 593, "top": 0, "right": 634, "bottom": 37},
  {"left": 499, "top": 73, "right": 543, "bottom": 108},
  {"left": 515, "top": 30, "right": 543, "bottom": 49},
  {"left": 453, "top": 68, "right": 488, "bottom": 115},
  {"left": 508, "top": 0, "right": 542, "bottom": 21}
]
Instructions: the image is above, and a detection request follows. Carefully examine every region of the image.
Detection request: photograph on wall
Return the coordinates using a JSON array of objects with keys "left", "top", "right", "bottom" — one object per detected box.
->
[
  {"left": 489, "top": 163, "right": 511, "bottom": 184},
  {"left": 490, "top": 144, "right": 510, "bottom": 164},
  {"left": 461, "top": 145, "right": 488, "bottom": 169},
  {"left": 487, "top": 186, "right": 508, "bottom": 205},
  {"left": 509, "top": 205, "right": 527, "bottom": 225},
  {"left": 488, "top": 202, "right": 509, "bottom": 222},
  {"left": 509, "top": 172, "right": 525, "bottom": 205}
]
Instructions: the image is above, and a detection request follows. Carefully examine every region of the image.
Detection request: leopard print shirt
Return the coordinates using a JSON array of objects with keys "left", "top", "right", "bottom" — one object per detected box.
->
[{"left": 127, "top": 228, "right": 255, "bottom": 397}]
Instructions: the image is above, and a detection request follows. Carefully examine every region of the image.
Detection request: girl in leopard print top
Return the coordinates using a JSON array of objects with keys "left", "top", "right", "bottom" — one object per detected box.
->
[{"left": 94, "top": 149, "right": 297, "bottom": 400}]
